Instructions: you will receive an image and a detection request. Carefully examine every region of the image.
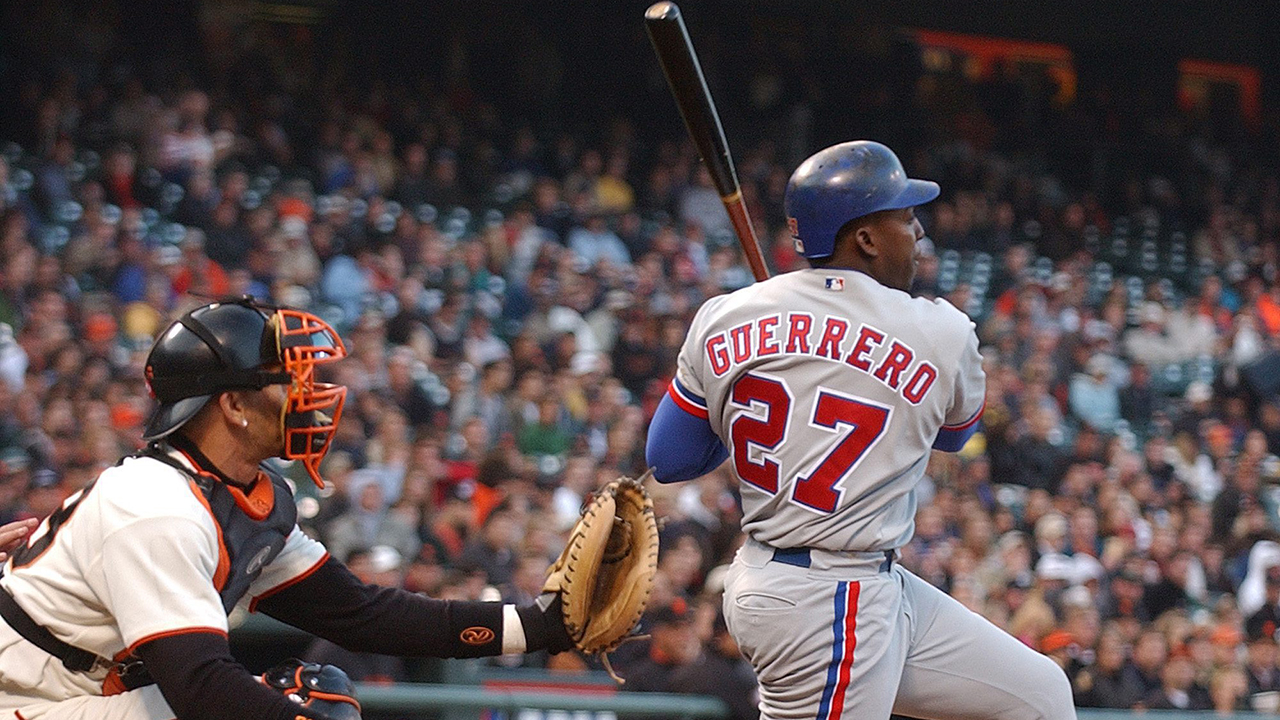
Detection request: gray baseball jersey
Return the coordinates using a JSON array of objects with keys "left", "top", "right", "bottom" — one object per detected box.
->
[
  {"left": 672, "top": 268, "right": 985, "bottom": 552},
  {"left": 671, "top": 268, "right": 1075, "bottom": 720}
]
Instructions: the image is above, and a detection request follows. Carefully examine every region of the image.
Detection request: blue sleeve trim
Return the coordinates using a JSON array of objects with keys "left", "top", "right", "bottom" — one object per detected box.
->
[
  {"left": 933, "top": 422, "right": 980, "bottom": 452},
  {"left": 645, "top": 393, "right": 728, "bottom": 483}
]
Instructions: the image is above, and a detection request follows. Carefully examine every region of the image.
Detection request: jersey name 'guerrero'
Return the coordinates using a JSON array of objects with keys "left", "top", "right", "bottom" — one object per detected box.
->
[
  {"left": 703, "top": 313, "right": 939, "bottom": 405},
  {"left": 667, "top": 268, "right": 986, "bottom": 552}
]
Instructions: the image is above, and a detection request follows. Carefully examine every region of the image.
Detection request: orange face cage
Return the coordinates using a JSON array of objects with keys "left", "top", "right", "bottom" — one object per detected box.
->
[{"left": 272, "top": 309, "right": 347, "bottom": 488}]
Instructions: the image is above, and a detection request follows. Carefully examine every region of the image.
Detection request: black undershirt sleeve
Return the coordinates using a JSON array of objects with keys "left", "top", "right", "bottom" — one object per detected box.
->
[
  {"left": 255, "top": 557, "right": 529, "bottom": 658},
  {"left": 134, "top": 631, "right": 331, "bottom": 720}
]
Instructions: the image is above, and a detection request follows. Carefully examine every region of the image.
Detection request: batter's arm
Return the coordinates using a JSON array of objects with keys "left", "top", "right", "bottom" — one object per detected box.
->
[
  {"left": 932, "top": 317, "right": 986, "bottom": 453},
  {"left": 932, "top": 407, "right": 983, "bottom": 452},
  {"left": 646, "top": 390, "right": 728, "bottom": 483}
]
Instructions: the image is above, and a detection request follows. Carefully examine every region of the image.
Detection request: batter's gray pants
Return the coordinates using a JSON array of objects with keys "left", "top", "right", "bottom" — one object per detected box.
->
[{"left": 724, "top": 538, "right": 1075, "bottom": 720}]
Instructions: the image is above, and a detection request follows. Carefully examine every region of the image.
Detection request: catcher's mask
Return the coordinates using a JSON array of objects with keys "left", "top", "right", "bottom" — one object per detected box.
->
[{"left": 142, "top": 297, "right": 347, "bottom": 488}]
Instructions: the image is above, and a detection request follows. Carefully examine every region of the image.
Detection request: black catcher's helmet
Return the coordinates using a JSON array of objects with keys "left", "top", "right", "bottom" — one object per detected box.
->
[
  {"left": 142, "top": 297, "right": 347, "bottom": 487},
  {"left": 142, "top": 298, "right": 288, "bottom": 441}
]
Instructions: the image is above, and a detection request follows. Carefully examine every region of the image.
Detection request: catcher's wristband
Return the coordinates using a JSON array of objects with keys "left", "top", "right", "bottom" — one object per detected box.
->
[{"left": 515, "top": 593, "right": 573, "bottom": 654}]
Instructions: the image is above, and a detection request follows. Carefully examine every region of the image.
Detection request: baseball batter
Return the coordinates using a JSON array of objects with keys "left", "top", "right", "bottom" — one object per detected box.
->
[
  {"left": 646, "top": 141, "right": 1074, "bottom": 719},
  {"left": 0, "top": 298, "right": 571, "bottom": 720}
]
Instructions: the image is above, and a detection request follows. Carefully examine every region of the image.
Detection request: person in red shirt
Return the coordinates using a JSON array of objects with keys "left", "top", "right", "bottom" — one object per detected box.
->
[{"left": 171, "top": 231, "right": 231, "bottom": 297}]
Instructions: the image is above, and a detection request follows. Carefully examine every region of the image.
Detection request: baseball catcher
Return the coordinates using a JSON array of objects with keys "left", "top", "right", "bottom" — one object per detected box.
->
[
  {"left": 543, "top": 472, "right": 660, "bottom": 682},
  {"left": 0, "top": 297, "right": 573, "bottom": 720}
]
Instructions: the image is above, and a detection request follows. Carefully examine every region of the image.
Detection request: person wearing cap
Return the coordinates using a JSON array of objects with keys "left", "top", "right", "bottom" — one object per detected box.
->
[
  {"left": 0, "top": 299, "right": 573, "bottom": 720},
  {"left": 621, "top": 598, "right": 701, "bottom": 694},
  {"left": 667, "top": 610, "right": 760, "bottom": 720}
]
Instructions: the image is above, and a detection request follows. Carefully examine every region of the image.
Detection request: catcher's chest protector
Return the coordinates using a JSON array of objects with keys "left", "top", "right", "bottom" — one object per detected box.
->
[{"left": 142, "top": 450, "right": 298, "bottom": 612}]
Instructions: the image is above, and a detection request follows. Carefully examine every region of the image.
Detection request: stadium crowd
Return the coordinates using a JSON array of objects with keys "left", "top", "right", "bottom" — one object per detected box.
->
[{"left": 5, "top": 16, "right": 1280, "bottom": 717}]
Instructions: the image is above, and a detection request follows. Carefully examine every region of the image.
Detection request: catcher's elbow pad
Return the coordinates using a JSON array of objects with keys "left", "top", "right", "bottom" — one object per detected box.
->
[{"left": 261, "top": 659, "right": 361, "bottom": 720}]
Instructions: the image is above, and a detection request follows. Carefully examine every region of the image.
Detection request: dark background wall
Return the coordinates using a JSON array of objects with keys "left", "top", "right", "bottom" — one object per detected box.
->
[{"left": 4, "top": 0, "right": 1279, "bottom": 151}]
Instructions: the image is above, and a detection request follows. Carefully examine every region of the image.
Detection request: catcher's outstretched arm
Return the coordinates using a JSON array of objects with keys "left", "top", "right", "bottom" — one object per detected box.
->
[
  {"left": 256, "top": 558, "right": 570, "bottom": 658},
  {"left": 646, "top": 391, "right": 727, "bottom": 483}
]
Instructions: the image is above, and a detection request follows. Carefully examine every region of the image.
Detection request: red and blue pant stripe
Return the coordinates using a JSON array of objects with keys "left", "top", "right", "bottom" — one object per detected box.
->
[{"left": 816, "top": 580, "right": 860, "bottom": 720}]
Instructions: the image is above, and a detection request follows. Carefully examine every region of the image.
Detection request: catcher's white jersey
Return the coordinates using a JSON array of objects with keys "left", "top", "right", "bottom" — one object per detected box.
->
[
  {"left": 673, "top": 268, "right": 984, "bottom": 552},
  {"left": 0, "top": 452, "right": 326, "bottom": 702}
]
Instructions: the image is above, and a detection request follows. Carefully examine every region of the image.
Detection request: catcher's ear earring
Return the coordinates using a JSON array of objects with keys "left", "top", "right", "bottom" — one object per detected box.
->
[{"left": 242, "top": 419, "right": 249, "bottom": 428}]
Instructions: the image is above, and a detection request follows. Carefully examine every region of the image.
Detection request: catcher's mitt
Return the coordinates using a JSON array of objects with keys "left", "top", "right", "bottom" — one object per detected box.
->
[{"left": 544, "top": 470, "right": 659, "bottom": 682}]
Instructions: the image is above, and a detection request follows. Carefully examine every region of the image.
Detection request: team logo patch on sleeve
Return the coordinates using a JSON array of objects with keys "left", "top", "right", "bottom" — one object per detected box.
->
[{"left": 824, "top": 277, "right": 844, "bottom": 291}]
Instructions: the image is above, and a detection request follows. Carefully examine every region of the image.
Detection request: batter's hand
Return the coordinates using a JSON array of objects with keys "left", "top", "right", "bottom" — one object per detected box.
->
[{"left": 0, "top": 519, "right": 37, "bottom": 563}]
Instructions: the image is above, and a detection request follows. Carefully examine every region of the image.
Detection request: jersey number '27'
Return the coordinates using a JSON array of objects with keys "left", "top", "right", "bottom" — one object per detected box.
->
[{"left": 729, "top": 373, "right": 890, "bottom": 513}]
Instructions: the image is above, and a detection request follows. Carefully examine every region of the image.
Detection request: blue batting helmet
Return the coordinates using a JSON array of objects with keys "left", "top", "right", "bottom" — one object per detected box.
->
[{"left": 784, "top": 141, "right": 940, "bottom": 258}]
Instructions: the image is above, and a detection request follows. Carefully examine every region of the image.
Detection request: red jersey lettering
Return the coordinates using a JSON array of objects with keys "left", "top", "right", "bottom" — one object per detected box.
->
[
  {"left": 757, "top": 315, "right": 781, "bottom": 357},
  {"left": 873, "top": 341, "right": 914, "bottom": 390},
  {"left": 707, "top": 333, "right": 731, "bottom": 376},
  {"left": 844, "top": 325, "right": 885, "bottom": 372},
  {"left": 730, "top": 323, "right": 753, "bottom": 364},
  {"left": 902, "top": 362, "right": 938, "bottom": 404},
  {"left": 815, "top": 317, "right": 850, "bottom": 360},
  {"left": 786, "top": 313, "right": 813, "bottom": 354}
]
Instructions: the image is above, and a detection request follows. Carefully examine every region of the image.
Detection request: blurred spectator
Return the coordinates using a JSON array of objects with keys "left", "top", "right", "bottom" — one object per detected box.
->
[
  {"left": 1140, "top": 646, "right": 1210, "bottom": 710},
  {"left": 666, "top": 611, "right": 760, "bottom": 720},
  {"left": 1069, "top": 354, "right": 1121, "bottom": 433},
  {"left": 567, "top": 210, "right": 630, "bottom": 270},
  {"left": 622, "top": 599, "right": 702, "bottom": 693},
  {"left": 1074, "top": 628, "right": 1145, "bottom": 708},
  {"left": 1122, "top": 629, "right": 1167, "bottom": 700},
  {"left": 325, "top": 469, "right": 421, "bottom": 564},
  {"left": 1244, "top": 631, "right": 1280, "bottom": 697},
  {"left": 457, "top": 506, "right": 520, "bottom": 587}
]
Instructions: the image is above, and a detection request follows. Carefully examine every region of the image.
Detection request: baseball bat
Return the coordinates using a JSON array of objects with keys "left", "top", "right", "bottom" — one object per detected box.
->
[{"left": 644, "top": 1, "right": 770, "bottom": 282}]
